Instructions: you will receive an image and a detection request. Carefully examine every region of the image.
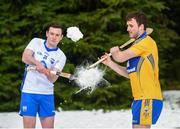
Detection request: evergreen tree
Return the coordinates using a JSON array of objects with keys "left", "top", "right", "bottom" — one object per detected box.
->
[{"left": 0, "top": 0, "right": 179, "bottom": 111}]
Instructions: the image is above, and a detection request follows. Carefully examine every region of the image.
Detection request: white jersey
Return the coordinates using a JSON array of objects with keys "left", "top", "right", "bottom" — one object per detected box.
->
[{"left": 21, "top": 38, "right": 66, "bottom": 94}]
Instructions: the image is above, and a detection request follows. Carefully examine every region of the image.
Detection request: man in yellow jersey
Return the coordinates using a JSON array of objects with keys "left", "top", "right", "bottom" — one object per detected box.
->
[{"left": 101, "top": 11, "right": 163, "bottom": 128}]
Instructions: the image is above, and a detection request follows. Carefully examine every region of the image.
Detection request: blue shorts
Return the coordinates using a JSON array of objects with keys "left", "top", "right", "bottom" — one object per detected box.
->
[
  {"left": 132, "top": 99, "right": 163, "bottom": 125},
  {"left": 19, "top": 92, "right": 55, "bottom": 117}
]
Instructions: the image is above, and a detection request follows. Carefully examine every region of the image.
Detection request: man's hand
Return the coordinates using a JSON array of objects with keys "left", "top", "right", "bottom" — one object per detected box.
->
[
  {"left": 22, "top": 49, "right": 50, "bottom": 76},
  {"left": 46, "top": 68, "right": 59, "bottom": 83},
  {"left": 110, "top": 46, "right": 120, "bottom": 55},
  {"left": 109, "top": 46, "right": 126, "bottom": 63},
  {"left": 101, "top": 53, "right": 113, "bottom": 67},
  {"left": 35, "top": 62, "right": 50, "bottom": 75}
]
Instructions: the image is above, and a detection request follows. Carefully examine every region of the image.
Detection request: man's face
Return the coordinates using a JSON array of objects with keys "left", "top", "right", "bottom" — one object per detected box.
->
[
  {"left": 46, "top": 27, "right": 63, "bottom": 48},
  {"left": 126, "top": 18, "right": 139, "bottom": 39}
]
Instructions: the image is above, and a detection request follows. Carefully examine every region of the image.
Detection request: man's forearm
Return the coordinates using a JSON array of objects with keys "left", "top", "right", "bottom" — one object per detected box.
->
[
  {"left": 22, "top": 49, "right": 40, "bottom": 66},
  {"left": 47, "top": 73, "right": 59, "bottom": 83},
  {"left": 23, "top": 55, "right": 39, "bottom": 66},
  {"left": 108, "top": 61, "right": 129, "bottom": 79}
]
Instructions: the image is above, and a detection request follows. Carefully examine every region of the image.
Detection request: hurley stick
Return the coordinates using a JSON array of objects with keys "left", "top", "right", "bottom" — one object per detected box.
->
[
  {"left": 119, "top": 28, "right": 153, "bottom": 49},
  {"left": 27, "top": 66, "right": 75, "bottom": 80},
  {"left": 87, "top": 28, "right": 153, "bottom": 69}
]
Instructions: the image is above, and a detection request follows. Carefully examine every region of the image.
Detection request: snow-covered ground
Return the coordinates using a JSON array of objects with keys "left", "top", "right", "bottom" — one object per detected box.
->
[{"left": 0, "top": 90, "right": 180, "bottom": 128}]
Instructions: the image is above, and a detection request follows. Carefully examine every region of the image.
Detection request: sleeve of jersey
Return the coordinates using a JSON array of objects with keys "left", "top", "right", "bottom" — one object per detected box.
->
[
  {"left": 54, "top": 53, "right": 67, "bottom": 71},
  {"left": 129, "top": 41, "right": 149, "bottom": 56},
  {"left": 25, "top": 38, "right": 39, "bottom": 52}
]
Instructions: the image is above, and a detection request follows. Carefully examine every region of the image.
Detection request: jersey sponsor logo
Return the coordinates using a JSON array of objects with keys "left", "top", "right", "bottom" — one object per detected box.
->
[
  {"left": 43, "top": 55, "right": 48, "bottom": 60},
  {"left": 37, "top": 51, "right": 43, "bottom": 55},
  {"left": 127, "top": 67, "right": 136, "bottom": 73},
  {"left": 42, "top": 52, "right": 49, "bottom": 60}
]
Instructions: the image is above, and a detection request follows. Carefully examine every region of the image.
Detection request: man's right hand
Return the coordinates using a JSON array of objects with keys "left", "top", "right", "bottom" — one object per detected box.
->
[
  {"left": 101, "top": 53, "right": 113, "bottom": 67},
  {"left": 22, "top": 49, "right": 50, "bottom": 76},
  {"left": 35, "top": 62, "right": 49, "bottom": 76}
]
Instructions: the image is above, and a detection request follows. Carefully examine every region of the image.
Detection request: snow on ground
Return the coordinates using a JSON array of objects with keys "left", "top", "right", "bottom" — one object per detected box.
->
[{"left": 0, "top": 90, "right": 180, "bottom": 128}]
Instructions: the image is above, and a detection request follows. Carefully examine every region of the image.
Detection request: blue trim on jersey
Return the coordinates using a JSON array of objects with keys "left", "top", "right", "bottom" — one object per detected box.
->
[
  {"left": 127, "top": 32, "right": 147, "bottom": 74},
  {"left": 138, "top": 32, "right": 147, "bottom": 39},
  {"left": 127, "top": 57, "right": 140, "bottom": 74},
  {"left": 20, "top": 65, "right": 28, "bottom": 91},
  {"left": 44, "top": 40, "right": 58, "bottom": 52},
  {"left": 40, "top": 60, "right": 47, "bottom": 68}
]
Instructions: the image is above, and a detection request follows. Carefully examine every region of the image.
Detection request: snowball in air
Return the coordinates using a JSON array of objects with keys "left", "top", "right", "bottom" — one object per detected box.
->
[{"left": 66, "top": 26, "right": 83, "bottom": 42}]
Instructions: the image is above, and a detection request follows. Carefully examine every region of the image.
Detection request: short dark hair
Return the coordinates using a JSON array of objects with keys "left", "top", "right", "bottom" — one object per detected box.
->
[
  {"left": 126, "top": 11, "right": 147, "bottom": 29},
  {"left": 46, "top": 23, "right": 65, "bottom": 36}
]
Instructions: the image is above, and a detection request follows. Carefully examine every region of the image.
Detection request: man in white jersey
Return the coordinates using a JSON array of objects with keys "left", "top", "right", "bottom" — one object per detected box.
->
[{"left": 19, "top": 23, "right": 66, "bottom": 128}]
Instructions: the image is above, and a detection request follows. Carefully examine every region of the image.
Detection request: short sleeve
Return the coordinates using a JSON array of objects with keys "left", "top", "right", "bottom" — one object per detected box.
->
[
  {"left": 26, "top": 38, "right": 40, "bottom": 52},
  {"left": 130, "top": 39, "right": 149, "bottom": 56},
  {"left": 54, "top": 52, "right": 66, "bottom": 71}
]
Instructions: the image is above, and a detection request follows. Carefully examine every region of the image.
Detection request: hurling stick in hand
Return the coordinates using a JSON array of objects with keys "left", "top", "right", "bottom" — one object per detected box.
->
[
  {"left": 27, "top": 66, "right": 74, "bottom": 80},
  {"left": 87, "top": 28, "right": 153, "bottom": 69},
  {"left": 87, "top": 53, "right": 112, "bottom": 69},
  {"left": 119, "top": 28, "right": 153, "bottom": 49}
]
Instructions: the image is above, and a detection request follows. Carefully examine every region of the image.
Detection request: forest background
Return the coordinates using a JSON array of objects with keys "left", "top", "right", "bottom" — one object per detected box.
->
[{"left": 0, "top": 0, "right": 180, "bottom": 111}]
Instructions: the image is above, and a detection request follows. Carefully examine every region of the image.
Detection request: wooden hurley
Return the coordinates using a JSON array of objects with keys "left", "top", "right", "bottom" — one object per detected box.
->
[
  {"left": 119, "top": 28, "right": 153, "bottom": 49},
  {"left": 87, "top": 28, "right": 153, "bottom": 69},
  {"left": 27, "top": 66, "right": 73, "bottom": 80}
]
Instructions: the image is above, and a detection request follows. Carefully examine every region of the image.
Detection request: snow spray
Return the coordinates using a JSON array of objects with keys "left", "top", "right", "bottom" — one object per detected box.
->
[{"left": 72, "top": 65, "right": 110, "bottom": 94}]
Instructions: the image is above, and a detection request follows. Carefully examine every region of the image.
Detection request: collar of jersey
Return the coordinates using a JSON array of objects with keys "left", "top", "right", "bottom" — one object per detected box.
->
[
  {"left": 133, "top": 31, "right": 147, "bottom": 45},
  {"left": 44, "top": 40, "right": 58, "bottom": 52},
  {"left": 138, "top": 31, "right": 147, "bottom": 40}
]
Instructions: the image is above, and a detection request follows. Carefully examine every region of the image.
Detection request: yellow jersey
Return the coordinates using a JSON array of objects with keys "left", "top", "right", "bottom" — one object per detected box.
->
[{"left": 128, "top": 34, "right": 163, "bottom": 100}]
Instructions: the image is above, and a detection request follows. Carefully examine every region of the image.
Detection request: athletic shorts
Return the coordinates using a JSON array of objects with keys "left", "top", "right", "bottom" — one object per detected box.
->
[
  {"left": 19, "top": 92, "right": 55, "bottom": 117},
  {"left": 132, "top": 99, "right": 163, "bottom": 125}
]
